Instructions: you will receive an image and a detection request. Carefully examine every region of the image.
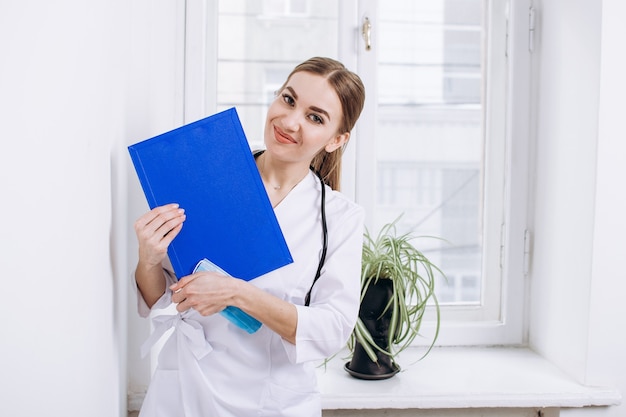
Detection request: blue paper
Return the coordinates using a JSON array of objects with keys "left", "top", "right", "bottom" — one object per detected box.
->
[
  {"left": 127, "top": 107, "right": 293, "bottom": 281},
  {"left": 193, "top": 258, "right": 262, "bottom": 334}
]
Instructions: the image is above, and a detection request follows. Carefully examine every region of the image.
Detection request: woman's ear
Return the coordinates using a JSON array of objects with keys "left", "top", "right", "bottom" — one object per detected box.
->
[{"left": 325, "top": 132, "right": 350, "bottom": 153}]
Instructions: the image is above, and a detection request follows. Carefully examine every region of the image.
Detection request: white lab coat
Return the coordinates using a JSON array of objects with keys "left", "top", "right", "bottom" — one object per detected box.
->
[{"left": 137, "top": 171, "right": 365, "bottom": 417}]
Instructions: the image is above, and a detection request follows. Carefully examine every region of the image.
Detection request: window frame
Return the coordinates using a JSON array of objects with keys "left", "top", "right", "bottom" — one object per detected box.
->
[{"left": 183, "top": 0, "right": 532, "bottom": 347}]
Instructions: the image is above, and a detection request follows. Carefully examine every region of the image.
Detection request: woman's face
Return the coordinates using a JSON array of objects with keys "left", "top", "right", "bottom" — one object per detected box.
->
[{"left": 264, "top": 71, "right": 349, "bottom": 165}]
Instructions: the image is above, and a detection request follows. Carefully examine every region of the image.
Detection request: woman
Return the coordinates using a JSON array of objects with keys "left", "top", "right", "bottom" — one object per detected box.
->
[{"left": 133, "top": 57, "right": 366, "bottom": 417}]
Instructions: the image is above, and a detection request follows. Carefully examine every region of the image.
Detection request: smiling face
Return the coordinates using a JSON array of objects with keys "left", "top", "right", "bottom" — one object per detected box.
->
[{"left": 264, "top": 71, "right": 350, "bottom": 166}]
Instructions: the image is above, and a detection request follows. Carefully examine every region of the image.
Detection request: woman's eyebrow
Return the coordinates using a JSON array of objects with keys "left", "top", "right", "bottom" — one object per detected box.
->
[
  {"left": 285, "top": 85, "right": 331, "bottom": 121},
  {"left": 310, "top": 106, "right": 330, "bottom": 121},
  {"left": 285, "top": 86, "right": 298, "bottom": 100}
]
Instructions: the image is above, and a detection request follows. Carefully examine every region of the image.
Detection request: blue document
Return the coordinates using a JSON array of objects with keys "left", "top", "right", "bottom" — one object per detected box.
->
[
  {"left": 128, "top": 107, "right": 293, "bottom": 283},
  {"left": 193, "top": 258, "right": 262, "bottom": 333}
]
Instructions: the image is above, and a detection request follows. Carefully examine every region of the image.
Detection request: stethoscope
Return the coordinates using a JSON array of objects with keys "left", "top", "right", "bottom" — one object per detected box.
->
[{"left": 254, "top": 150, "right": 327, "bottom": 307}]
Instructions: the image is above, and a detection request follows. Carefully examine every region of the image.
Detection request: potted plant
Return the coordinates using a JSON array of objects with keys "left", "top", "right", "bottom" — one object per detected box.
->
[{"left": 344, "top": 218, "right": 444, "bottom": 380}]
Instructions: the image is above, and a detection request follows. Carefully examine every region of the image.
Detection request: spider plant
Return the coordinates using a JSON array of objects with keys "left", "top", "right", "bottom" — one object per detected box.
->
[{"left": 348, "top": 218, "right": 444, "bottom": 368}]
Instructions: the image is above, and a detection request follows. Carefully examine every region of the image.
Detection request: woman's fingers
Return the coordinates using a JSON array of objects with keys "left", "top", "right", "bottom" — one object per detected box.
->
[
  {"left": 170, "top": 273, "right": 198, "bottom": 298},
  {"left": 134, "top": 203, "right": 186, "bottom": 265},
  {"left": 135, "top": 204, "right": 184, "bottom": 235},
  {"left": 171, "top": 272, "right": 231, "bottom": 316},
  {"left": 136, "top": 205, "right": 185, "bottom": 240}
]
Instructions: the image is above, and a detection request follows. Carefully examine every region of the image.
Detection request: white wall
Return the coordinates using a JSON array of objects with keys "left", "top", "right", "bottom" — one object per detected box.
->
[
  {"left": 586, "top": 0, "right": 626, "bottom": 391},
  {"left": 529, "top": 0, "right": 626, "bottom": 415},
  {"left": 0, "top": 1, "right": 182, "bottom": 416},
  {"left": 0, "top": 1, "right": 127, "bottom": 416},
  {"left": 124, "top": 0, "right": 185, "bottom": 405},
  {"left": 528, "top": 0, "right": 601, "bottom": 375}
]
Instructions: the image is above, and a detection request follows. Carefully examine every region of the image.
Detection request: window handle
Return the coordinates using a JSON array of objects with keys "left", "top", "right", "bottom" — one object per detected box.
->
[{"left": 362, "top": 17, "right": 372, "bottom": 51}]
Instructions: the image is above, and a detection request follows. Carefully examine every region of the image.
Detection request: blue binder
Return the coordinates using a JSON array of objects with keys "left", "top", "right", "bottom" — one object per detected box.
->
[{"left": 128, "top": 107, "right": 293, "bottom": 282}]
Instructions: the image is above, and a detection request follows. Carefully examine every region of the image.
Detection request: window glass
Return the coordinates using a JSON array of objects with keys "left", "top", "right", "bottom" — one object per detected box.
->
[{"left": 374, "top": 0, "right": 484, "bottom": 305}]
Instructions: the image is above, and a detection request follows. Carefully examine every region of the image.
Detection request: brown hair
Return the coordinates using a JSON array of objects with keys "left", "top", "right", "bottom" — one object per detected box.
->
[{"left": 278, "top": 57, "right": 365, "bottom": 190}]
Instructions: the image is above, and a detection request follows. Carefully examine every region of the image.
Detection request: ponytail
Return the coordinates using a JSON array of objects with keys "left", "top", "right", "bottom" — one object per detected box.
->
[{"left": 311, "top": 147, "right": 343, "bottom": 191}]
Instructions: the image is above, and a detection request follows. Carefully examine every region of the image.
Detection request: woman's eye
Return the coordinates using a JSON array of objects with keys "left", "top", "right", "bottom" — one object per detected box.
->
[
  {"left": 282, "top": 94, "right": 295, "bottom": 106},
  {"left": 309, "top": 114, "right": 324, "bottom": 124}
]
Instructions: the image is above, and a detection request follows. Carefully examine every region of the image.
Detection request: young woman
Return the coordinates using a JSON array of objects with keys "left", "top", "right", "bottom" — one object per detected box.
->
[{"left": 133, "top": 57, "right": 366, "bottom": 417}]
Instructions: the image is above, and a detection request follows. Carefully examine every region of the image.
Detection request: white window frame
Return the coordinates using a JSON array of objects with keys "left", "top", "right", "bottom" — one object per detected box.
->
[
  {"left": 182, "top": 0, "right": 532, "bottom": 347},
  {"left": 260, "top": 0, "right": 311, "bottom": 18}
]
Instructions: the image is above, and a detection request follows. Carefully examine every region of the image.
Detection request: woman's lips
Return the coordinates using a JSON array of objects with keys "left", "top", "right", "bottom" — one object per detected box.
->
[{"left": 274, "top": 126, "right": 296, "bottom": 144}]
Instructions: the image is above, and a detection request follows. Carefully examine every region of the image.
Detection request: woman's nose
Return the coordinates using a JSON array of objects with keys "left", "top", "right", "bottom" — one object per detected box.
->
[{"left": 282, "top": 111, "right": 301, "bottom": 132}]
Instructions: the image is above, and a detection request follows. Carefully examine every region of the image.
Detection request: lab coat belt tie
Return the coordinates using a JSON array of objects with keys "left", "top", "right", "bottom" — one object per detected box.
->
[
  {"left": 141, "top": 312, "right": 222, "bottom": 416},
  {"left": 140, "top": 312, "right": 213, "bottom": 360}
]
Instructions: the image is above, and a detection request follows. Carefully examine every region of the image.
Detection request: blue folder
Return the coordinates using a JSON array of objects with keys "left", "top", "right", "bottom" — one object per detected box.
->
[{"left": 128, "top": 107, "right": 293, "bottom": 282}]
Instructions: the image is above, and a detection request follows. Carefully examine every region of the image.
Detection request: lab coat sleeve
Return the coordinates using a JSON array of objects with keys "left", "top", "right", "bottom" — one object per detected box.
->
[
  {"left": 282, "top": 203, "right": 365, "bottom": 364},
  {"left": 135, "top": 264, "right": 177, "bottom": 318}
]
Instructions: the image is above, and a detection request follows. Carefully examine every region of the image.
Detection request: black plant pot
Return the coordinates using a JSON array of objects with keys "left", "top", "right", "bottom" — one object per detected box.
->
[{"left": 345, "top": 278, "right": 400, "bottom": 380}]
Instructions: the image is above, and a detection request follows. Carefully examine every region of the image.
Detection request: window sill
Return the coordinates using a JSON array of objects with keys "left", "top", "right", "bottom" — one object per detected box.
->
[{"left": 317, "top": 347, "right": 621, "bottom": 410}]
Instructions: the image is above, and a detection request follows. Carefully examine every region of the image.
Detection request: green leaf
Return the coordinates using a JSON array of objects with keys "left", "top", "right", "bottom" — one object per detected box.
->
[{"left": 347, "top": 214, "right": 447, "bottom": 365}]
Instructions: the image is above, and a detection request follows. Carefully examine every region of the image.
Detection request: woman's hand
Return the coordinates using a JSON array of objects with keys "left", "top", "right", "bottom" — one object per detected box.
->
[
  {"left": 170, "top": 272, "right": 237, "bottom": 316},
  {"left": 134, "top": 203, "right": 186, "bottom": 268},
  {"left": 133, "top": 203, "right": 186, "bottom": 308},
  {"left": 172, "top": 272, "right": 298, "bottom": 344}
]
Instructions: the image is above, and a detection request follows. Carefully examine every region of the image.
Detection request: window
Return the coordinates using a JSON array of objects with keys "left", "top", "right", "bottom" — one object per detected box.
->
[
  {"left": 358, "top": 0, "right": 508, "bottom": 334},
  {"left": 184, "top": 0, "right": 531, "bottom": 346}
]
